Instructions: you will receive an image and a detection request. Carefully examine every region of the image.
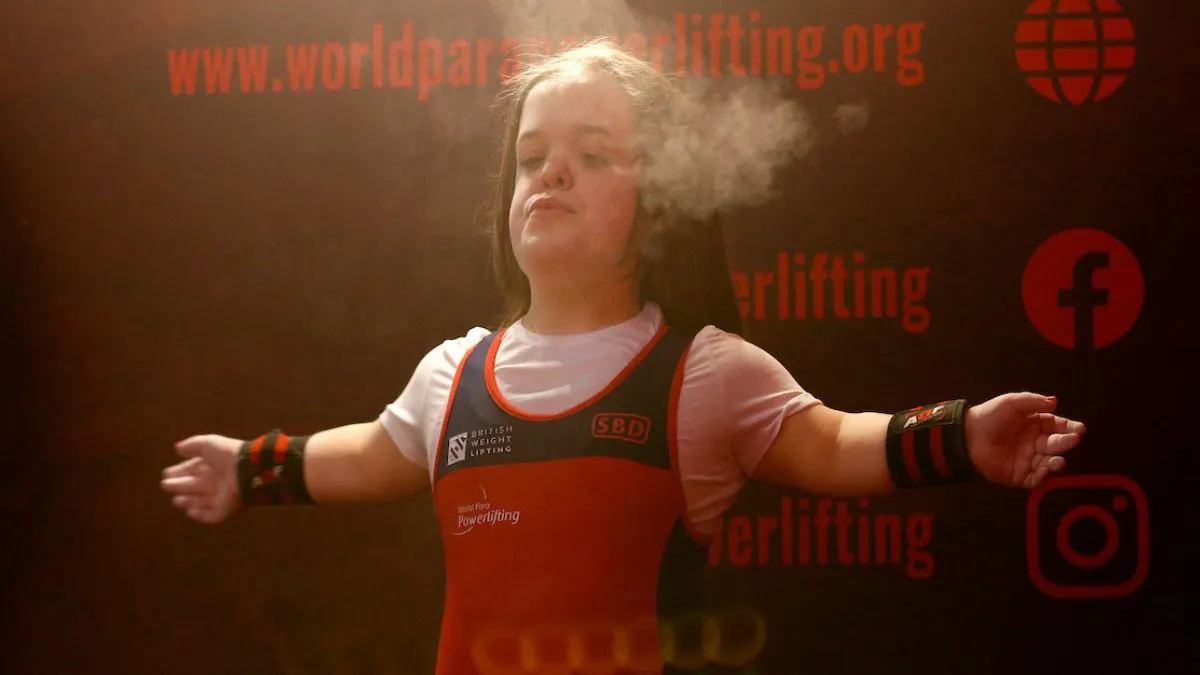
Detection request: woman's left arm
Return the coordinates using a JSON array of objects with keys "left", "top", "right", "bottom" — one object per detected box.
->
[
  {"left": 753, "top": 406, "right": 891, "bottom": 495},
  {"left": 752, "top": 394, "right": 1087, "bottom": 495}
]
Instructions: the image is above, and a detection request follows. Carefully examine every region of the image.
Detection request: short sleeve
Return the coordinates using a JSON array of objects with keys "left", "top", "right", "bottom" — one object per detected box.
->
[
  {"left": 717, "top": 333, "right": 821, "bottom": 474},
  {"left": 674, "top": 327, "right": 821, "bottom": 535},
  {"left": 379, "top": 327, "right": 491, "bottom": 473},
  {"left": 686, "top": 327, "right": 821, "bottom": 476}
]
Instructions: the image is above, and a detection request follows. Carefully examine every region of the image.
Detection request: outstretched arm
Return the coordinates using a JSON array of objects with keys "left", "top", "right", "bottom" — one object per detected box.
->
[
  {"left": 752, "top": 393, "right": 1086, "bottom": 494},
  {"left": 164, "top": 420, "right": 429, "bottom": 523},
  {"left": 302, "top": 420, "right": 429, "bottom": 502},
  {"left": 752, "top": 406, "right": 892, "bottom": 495}
]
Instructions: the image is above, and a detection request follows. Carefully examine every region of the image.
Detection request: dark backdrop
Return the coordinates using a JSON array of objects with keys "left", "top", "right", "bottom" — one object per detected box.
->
[{"left": 2, "top": 0, "right": 1196, "bottom": 673}]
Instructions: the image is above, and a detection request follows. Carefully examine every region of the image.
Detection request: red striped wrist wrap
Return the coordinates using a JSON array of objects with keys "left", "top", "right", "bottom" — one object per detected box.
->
[
  {"left": 886, "top": 399, "right": 976, "bottom": 488},
  {"left": 236, "top": 430, "right": 314, "bottom": 505}
]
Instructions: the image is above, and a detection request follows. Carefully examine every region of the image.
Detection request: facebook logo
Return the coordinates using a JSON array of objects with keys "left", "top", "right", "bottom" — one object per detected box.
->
[
  {"left": 1057, "top": 251, "right": 1111, "bottom": 350},
  {"left": 1023, "top": 229, "right": 1143, "bottom": 351}
]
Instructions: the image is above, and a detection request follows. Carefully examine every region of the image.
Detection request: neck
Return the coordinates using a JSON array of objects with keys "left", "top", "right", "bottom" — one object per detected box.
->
[{"left": 521, "top": 280, "right": 642, "bottom": 335}]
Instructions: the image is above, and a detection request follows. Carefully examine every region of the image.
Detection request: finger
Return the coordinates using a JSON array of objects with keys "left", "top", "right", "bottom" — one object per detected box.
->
[
  {"left": 1024, "top": 463, "right": 1052, "bottom": 489},
  {"left": 161, "top": 475, "right": 210, "bottom": 496},
  {"left": 1036, "top": 413, "right": 1086, "bottom": 436},
  {"left": 174, "top": 436, "right": 211, "bottom": 459},
  {"left": 1035, "top": 432, "right": 1082, "bottom": 455},
  {"left": 1026, "top": 455, "right": 1067, "bottom": 488},
  {"left": 172, "top": 494, "right": 199, "bottom": 511},
  {"left": 162, "top": 457, "right": 205, "bottom": 479},
  {"left": 1011, "top": 392, "right": 1058, "bottom": 414}
]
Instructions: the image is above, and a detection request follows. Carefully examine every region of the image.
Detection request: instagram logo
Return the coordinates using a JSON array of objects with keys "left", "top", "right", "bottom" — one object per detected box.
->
[{"left": 1027, "top": 474, "right": 1149, "bottom": 598}]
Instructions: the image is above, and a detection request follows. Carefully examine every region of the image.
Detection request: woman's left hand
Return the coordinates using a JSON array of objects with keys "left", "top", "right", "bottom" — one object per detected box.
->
[{"left": 965, "top": 392, "right": 1087, "bottom": 489}]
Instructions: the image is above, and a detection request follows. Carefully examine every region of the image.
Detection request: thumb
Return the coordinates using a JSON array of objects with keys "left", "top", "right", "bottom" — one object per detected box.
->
[
  {"left": 174, "top": 435, "right": 219, "bottom": 459},
  {"left": 1009, "top": 392, "right": 1057, "bottom": 414}
]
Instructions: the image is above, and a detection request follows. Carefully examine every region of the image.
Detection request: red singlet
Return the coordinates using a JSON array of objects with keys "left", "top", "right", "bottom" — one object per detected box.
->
[{"left": 431, "top": 324, "right": 710, "bottom": 675}]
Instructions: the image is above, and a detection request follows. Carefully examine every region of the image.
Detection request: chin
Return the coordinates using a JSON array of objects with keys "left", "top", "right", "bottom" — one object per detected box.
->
[
  {"left": 517, "top": 242, "right": 571, "bottom": 267},
  {"left": 518, "top": 228, "right": 576, "bottom": 253},
  {"left": 515, "top": 243, "right": 583, "bottom": 281}
]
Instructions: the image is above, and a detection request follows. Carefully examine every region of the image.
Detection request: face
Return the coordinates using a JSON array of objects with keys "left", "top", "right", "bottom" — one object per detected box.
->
[{"left": 508, "top": 70, "right": 642, "bottom": 288}]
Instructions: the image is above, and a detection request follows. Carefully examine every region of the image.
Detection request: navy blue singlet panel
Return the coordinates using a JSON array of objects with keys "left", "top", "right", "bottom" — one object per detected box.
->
[{"left": 434, "top": 327, "right": 694, "bottom": 481}]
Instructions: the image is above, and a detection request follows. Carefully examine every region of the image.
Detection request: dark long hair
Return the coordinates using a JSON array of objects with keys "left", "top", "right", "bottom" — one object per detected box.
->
[{"left": 485, "top": 40, "right": 744, "bottom": 337}]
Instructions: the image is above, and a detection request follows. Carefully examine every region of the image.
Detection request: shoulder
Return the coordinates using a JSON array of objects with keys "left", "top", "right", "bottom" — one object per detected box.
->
[
  {"left": 383, "top": 326, "right": 493, "bottom": 468},
  {"left": 680, "top": 325, "right": 818, "bottom": 425},
  {"left": 414, "top": 326, "right": 493, "bottom": 379},
  {"left": 683, "top": 325, "right": 781, "bottom": 376},
  {"left": 678, "top": 325, "right": 819, "bottom": 474}
]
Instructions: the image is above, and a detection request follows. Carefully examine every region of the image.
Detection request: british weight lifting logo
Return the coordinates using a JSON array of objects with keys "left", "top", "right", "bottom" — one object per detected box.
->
[
  {"left": 447, "top": 432, "right": 468, "bottom": 466},
  {"left": 446, "top": 425, "right": 514, "bottom": 467}
]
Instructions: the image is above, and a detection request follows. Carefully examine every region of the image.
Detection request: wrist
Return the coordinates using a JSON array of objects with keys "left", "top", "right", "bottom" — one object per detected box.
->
[
  {"left": 885, "top": 399, "right": 976, "bottom": 489},
  {"left": 237, "top": 430, "right": 316, "bottom": 506},
  {"left": 964, "top": 404, "right": 984, "bottom": 474}
]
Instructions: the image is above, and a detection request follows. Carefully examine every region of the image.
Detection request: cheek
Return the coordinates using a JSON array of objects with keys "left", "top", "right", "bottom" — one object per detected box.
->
[
  {"left": 592, "top": 180, "right": 640, "bottom": 240},
  {"left": 508, "top": 180, "right": 529, "bottom": 238},
  {"left": 508, "top": 201, "right": 523, "bottom": 239}
]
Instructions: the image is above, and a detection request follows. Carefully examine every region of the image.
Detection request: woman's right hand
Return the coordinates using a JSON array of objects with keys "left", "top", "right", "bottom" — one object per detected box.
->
[{"left": 161, "top": 434, "right": 243, "bottom": 524}]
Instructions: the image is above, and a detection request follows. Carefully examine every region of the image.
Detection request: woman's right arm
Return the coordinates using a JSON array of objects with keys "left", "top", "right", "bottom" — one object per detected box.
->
[
  {"left": 302, "top": 420, "right": 429, "bottom": 502},
  {"left": 164, "top": 331, "right": 485, "bottom": 523},
  {"left": 163, "top": 421, "right": 429, "bottom": 523}
]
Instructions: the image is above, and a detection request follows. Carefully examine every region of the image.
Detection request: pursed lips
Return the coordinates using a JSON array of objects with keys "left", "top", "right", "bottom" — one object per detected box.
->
[{"left": 528, "top": 196, "right": 575, "bottom": 214}]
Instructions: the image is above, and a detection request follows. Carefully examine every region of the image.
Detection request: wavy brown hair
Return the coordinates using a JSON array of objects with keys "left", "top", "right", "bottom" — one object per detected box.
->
[{"left": 484, "top": 39, "right": 744, "bottom": 337}]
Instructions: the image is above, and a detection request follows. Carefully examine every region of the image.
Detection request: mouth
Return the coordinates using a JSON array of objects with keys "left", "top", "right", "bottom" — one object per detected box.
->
[{"left": 528, "top": 196, "right": 574, "bottom": 214}]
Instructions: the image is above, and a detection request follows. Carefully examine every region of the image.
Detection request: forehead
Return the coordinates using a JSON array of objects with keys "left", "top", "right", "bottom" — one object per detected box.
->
[{"left": 517, "top": 72, "right": 636, "bottom": 140}]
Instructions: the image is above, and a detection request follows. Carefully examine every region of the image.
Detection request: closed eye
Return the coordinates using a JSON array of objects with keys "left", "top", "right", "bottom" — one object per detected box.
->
[{"left": 581, "top": 152, "right": 610, "bottom": 168}]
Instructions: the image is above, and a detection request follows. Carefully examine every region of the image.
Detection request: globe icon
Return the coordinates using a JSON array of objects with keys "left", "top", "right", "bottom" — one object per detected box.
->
[{"left": 1015, "top": 0, "right": 1135, "bottom": 104}]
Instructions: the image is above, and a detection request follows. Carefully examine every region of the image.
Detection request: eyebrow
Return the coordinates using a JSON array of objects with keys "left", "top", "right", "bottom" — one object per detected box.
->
[{"left": 516, "top": 124, "right": 614, "bottom": 144}]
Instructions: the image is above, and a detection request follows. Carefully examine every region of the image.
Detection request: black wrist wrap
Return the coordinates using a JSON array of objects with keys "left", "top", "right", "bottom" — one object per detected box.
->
[
  {"left": 886, "top": 399, "right": 975, "bottom": 488},
  {"left": 236, "top": 429, "right": 314, "bottom": 505}
]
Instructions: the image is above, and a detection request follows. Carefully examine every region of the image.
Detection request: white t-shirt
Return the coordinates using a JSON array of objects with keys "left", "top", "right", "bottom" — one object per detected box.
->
[{"left": 379, "top": 302, "right": 820, "bottom": 536}]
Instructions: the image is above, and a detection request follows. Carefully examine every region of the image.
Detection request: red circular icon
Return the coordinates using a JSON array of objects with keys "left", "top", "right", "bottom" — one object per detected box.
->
[
  {"left": 1014, "top": 0, "right": 1135, "bottom": 105},
  {"left": 1022, "top": 228, "right": 1143, "bottom": 350}
]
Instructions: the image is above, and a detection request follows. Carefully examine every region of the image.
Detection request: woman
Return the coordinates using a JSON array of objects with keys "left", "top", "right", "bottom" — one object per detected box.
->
[{"left": 161, "top": 39, "right": 1085, "bottom": 675}]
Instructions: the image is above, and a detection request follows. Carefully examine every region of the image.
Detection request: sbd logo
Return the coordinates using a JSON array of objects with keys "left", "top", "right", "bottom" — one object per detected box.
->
[
  {"left": 1026, "top": 474, "right": 1149, "bottom": 598},
  {"left": 591, "top": 413, "right": 651, "bottom": 444},
  {"left": 1022, "top": 228, "right": 1143, "bottom": 350}
]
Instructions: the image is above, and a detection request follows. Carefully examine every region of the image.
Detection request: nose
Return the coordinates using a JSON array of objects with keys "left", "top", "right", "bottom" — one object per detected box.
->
[{"left": 539, "top": 153, "right": 573, "bottom": 190}]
